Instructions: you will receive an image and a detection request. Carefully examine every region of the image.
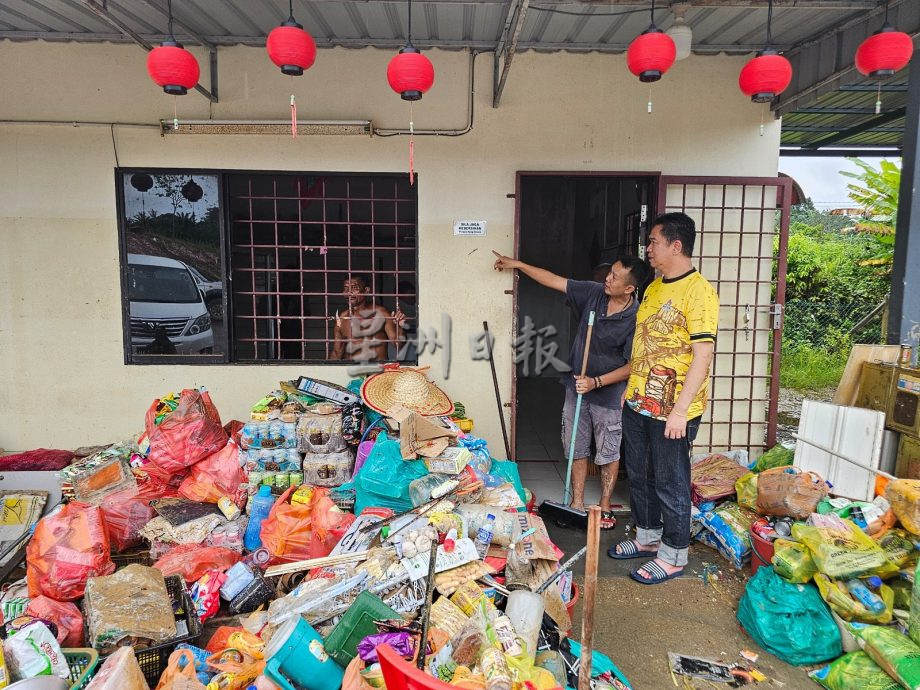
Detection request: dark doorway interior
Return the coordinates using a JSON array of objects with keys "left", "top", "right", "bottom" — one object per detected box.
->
[{"left": 513, "top": 174, "right": 655, "bottom": 500}]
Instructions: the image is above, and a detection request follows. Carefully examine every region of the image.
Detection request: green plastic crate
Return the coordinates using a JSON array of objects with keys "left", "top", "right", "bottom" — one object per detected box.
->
[
  {"left": 324, "top": 591, "right": 400, "bottom": 667},
  {"left": 64, "top": 648, "right": 100, "bottom": 690}
]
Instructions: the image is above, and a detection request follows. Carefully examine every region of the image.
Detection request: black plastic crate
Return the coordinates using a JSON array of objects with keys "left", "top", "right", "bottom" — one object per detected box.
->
[
  {"left": 86, "top": 574, "right": 202, "bottom": 688},
  {"left": 111, "top": 547, "right": 152, "bottom": 569}
]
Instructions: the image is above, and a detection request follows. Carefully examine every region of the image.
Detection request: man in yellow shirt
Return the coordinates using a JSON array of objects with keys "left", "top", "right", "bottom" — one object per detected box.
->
[{"left": 608, "top": 212, "right": 719, "bottom": 585}]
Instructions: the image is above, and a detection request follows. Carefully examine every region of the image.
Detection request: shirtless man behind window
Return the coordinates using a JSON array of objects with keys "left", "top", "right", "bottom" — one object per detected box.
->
[{"left": 330, "top": 276, "right": 405, "bottom": 361}]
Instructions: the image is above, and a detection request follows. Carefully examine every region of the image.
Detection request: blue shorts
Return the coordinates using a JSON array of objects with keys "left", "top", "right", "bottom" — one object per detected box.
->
[{"left": 560, "top": 387, "right": 623, "bottom": 466}]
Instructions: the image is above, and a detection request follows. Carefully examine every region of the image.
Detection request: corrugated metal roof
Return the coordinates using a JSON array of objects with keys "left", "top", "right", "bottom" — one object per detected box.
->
[
  {"left": 0, "top": 0, "right": 915, "bottom": 149},
  {"left": 0, "top": 1, "right": 877, "bottom": 52}
]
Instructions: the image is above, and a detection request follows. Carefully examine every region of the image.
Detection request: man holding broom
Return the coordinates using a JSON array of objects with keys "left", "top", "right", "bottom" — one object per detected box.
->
[{"left": 492, "top": 251, "right": 650, "bottom": 528}]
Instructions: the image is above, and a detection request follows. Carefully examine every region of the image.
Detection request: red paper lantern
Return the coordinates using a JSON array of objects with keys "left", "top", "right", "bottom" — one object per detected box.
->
[
  {"left": 266, "top": 20, "right": 317, "bottom": 76},
  {"left": 856, "top": 27, "right": 914, "bottom": 78},
  {"left": 387, "top": 45, "right": 435, "bottom": 101},
  {"left": 627, "top": 28, "right": 676, "bottom": 83},
  {"left": 147, "top": 39, "right": 200, "bottom": 95},
  {"left": 739, "top": 49, "right": 793, "bottom": 103}
]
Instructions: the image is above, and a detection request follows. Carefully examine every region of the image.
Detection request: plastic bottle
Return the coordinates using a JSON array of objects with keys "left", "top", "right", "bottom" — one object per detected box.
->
[
  {"left": 845, "top": 577, "right": 886, "bottom": 614},
  {"left": 244, "top": 485, "right": 276, "bottom": 551},
  {"left": 475, "top": 513, "right": 496, "bottom": 559}
]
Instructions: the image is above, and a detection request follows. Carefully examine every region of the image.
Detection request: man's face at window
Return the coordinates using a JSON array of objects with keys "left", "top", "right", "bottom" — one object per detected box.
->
[{"left": 343, "top": 279, "right": 369, "bottom": 308}]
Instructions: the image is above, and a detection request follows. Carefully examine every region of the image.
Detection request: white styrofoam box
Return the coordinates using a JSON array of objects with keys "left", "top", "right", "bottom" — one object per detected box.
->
[{"left": 794, "top": 399, "right": 885, "bottom": 502}]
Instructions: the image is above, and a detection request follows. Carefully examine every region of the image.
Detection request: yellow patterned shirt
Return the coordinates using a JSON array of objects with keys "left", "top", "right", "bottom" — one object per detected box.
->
[{"left": 625, "top": 269, "right": 719, "bottom": 421}]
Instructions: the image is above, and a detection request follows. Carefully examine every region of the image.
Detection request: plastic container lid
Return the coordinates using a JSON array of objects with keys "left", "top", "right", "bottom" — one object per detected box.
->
[
  {"left": 487, "top": 514, "right": 495, "bottom": 520},
  {"left": 867, "top": 576, "right": 883, "bottom": 589},
  {"left": 258, "top": 485, "right": 272, "bottom": 497}
]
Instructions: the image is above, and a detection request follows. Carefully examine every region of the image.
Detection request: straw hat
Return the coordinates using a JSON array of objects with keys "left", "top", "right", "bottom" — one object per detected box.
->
[{"left": 361, "top": 368, "right": 454, "bottom": 417}]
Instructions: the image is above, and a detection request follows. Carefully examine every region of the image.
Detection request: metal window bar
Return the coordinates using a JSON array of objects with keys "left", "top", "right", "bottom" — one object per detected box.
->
[{"left": 228, "top": 173, "right": 418, "bottom": 362}]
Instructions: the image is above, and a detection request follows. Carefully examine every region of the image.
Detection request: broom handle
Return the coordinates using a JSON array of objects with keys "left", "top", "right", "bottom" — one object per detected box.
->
[
  {"left": 579, "top": 506, "right": 602, "bottom": 690},
  {"left": 564, "top": 311, "right": 595, "bottom": 504}
]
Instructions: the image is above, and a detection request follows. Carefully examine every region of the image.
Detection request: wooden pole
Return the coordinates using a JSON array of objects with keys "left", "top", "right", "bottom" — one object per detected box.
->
[{"left": 578, "top": 506, "right": 601, "bottom": 690}]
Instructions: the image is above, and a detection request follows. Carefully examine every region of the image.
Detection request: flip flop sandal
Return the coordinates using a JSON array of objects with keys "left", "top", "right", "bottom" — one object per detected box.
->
[
  {"left": 629, "top": 560, "right": 684, "bottom": 585},
  {"left": 600, "top": 511, "right": 617, "bottom": 530},
  {"left": 607, "top": 540, "right": 658, "bottom": 560}
]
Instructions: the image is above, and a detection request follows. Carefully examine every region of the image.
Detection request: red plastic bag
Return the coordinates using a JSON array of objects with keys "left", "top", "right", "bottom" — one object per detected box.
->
[
  {"left": 26, "top": 502, "right": 115, "bottom": 601},
  {"left": 145, "top": 388, "right": 227, "bottom": 481},
  {"left": 205, "top": 626, "right": 245, "bottom": 654},
  {"left": 310, "top": 494, "right": 356, "bottom": 559},
  {"left": 178, "top": 438, "right": 245, "bottom": 504},
  {"left": 101, "top": 476, "right": 177, "bottom": 552},
  {"left": 25, "top": 595, "right": 84, "bottom": 646},
  {"left": 0, "top": 449, "right": 75, "bottom": 471},
  {"left": 260, "top": 486, "right": 319, "bottom": 564},
  {"left": 153, "top": 544, "right": 241, "bottom": 583}
]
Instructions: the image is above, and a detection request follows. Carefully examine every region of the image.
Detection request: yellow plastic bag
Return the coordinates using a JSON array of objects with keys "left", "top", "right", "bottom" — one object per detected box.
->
[
  {"left": 886, "top": 479, "right": 920, "bottom": 536},
  {"left": 771, "top": 538, "right": 817, "bottom": 583},
  {"left": 735, "top": 473, "right": 759, "bottom": 512},
  {"left": 792, "top": 519, "right": 890, "bottom": 580},
  {"left": 814, "top": 573, "right": 894, "bottom": 625}
]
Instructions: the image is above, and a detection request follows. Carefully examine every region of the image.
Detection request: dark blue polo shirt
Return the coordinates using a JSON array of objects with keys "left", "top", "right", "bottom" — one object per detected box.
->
[{"left": 563, "top": 280, "right": 639, "bottom": 408}]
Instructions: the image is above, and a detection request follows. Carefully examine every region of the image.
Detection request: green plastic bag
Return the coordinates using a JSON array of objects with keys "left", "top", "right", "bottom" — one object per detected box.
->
[
  {"left": 771, "top": 538, "right": 817, "bottom": 584},
  {"left": 353, "top": 434, "right": 428, "bottom": 515},
  {"left": 750, "top": 444, "right": 794, "bottom": 473},
  {"left": 814, "top": 573, "right": 895, "bottom": 624},
  {"left": 490, "top": 459, "right": 526, "bottom": 504},
  {"left": 850, "top": 623, "right": 920, "bottom": 690},
  {"left": 809, "top": 651, "right": 900, "bottom": 690},
  {"left": 792, "top": 519, "right": 892, "bottom": 579},
  {"left": 737, "top": 566, "right": 841, "bottom": 666}
]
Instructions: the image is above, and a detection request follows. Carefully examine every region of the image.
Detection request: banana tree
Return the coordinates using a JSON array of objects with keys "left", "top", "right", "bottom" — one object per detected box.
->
[{"left": 840, "top": 158, "right": 900, "bottom": 267}]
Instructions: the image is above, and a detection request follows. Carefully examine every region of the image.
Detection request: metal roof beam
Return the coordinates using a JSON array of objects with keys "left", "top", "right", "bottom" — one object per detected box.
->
[
  {"left": 493, "top": 0, "right": 530, "bottom": 108},
  {"left": 802, "top": 105, "right": 907, "bottom": 148},
  {"left": 780, "top": 147, "right": 902, "bottom": 156},
  {"left": 534, "top": 0, "right": 875, "bottom": 6},
  {"left": 77, "top": 0, "right": 217, "bottom": 102},
  {"left": 794, "top": 106, "right": 905, "bottom": 114}
]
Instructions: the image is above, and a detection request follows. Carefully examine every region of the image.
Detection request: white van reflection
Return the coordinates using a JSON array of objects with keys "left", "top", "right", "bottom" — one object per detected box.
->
[{"left": 128, "top": 253, "right": 214, "bottom": 355}]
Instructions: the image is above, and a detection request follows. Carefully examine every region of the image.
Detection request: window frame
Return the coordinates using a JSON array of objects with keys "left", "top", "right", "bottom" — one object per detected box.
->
[{"left": 116, "top": 167, "right": 419, "bottom": 366}]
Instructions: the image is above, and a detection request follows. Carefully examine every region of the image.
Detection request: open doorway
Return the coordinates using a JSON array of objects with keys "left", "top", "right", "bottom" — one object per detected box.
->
[{"left": 512, "top": 173, "right": 656, "bottom": 503}]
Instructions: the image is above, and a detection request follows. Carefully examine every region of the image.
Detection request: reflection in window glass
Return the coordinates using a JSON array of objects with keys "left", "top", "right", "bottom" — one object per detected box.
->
[{"left": 121, "top": 172, "right": 225, "bottom": 358}]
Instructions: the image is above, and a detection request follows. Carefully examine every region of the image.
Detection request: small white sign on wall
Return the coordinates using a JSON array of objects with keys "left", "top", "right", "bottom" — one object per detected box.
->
[{"left": 454, "top": 220, "right": 487, "bottom": 236}]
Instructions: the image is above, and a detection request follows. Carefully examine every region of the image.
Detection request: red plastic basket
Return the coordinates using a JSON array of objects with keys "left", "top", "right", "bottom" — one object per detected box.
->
[{"left": 378, "top": 643, "right": 454, "bottom": 690}]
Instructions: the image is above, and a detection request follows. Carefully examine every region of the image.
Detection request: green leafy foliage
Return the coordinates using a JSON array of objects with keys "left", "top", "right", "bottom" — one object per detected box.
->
[{"left": 840, "top": 158, "right": 900, "bottom": 267}]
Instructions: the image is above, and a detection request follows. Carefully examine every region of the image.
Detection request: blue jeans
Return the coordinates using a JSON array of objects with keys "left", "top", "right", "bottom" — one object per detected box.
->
[{"left": 622, "top": 404, "right": 701, "bottom": 567}]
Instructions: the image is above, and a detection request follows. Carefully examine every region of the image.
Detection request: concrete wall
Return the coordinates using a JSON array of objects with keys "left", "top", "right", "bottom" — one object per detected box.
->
[{"left": 0, "top": 40, "right": 781, "bottom": 452}]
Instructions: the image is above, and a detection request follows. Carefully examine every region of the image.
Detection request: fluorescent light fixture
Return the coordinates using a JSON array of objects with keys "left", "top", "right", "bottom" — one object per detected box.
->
[
  {"left": 666, "top": 4, "right": 692, "bottom": 61},
  {"left": 159, "top": 119, "right": 373, "bottom": 136}
]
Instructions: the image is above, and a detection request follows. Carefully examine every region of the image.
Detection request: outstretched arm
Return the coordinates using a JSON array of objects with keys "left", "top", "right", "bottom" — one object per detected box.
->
[
  {"left": 329, "top": 312, "right": 346, "bottom": 360},
  {"left": 492, "top": 251, "right": 567, "bottom": 293}
]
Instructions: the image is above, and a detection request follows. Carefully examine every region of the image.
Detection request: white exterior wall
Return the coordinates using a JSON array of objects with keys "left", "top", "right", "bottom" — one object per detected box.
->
[{"left": 0, "top": 41, "right": 781, "bottom": 452}]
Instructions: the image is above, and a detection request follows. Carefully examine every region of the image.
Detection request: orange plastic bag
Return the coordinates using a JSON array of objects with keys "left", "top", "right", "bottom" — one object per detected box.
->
[
  {"left": 260, "top": 486, "right": 319, "bottom": 563},
  {"left": 26, "top": 502, "right": 116, "bottom": 601},
  {"left": 145, "top": 388, "right": 227, "bottom": 481},
  {"left": 25, "top": 595, "right": 84, "bottom": 646},
  {"left": 153, "top": 544, "right": 241, "bottom": 583},
  {"left": 310, "top": 494, "right": 356, "bottom": 559},
  {"left": 102, "top": 476, "right": 178, "bottom": 552},
  {"left": 205, "top": 626, "right": 245, "bottom": 654},
  {"left": 343, "top": 657, "right": 377, "bottom": 690},
  {"left": 178, "top": 438, "right": 245, "bottom": 504},
  {"left": 205, "top": 649, "right": 264, "bottom": 690},
  {"left": 155, "top": 649, "right": 207, "bottom": 690}
]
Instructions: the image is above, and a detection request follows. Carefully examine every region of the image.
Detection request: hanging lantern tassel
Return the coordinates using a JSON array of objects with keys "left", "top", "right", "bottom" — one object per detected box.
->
[
  {"left": 760, "top": 103, "right": 765, "bottom": 136},
  {"left": 173, "top": 97, "right": 179, "bottom": 131},
  {"left": 647, "top": 85, "right": 653, "bottom": 113},
  {"left": 291, "top": 93, "right": 298, "bottom": 138},
  {"left": 408, "top": 105, "right": 416, "bottom": 186},
  {"left": 876, "top": 83, "right": 882, "bottom": 115}
]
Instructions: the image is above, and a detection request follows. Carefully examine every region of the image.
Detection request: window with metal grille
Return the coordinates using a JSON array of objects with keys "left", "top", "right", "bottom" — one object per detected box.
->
[{"left": 117, "top": 169, "right": 418, "bottom": 364}]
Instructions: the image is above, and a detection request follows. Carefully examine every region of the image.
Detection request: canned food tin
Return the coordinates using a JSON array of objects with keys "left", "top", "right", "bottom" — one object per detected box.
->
[
  {"left": 261, "top": 473, "right": 275, "bottom": 486},
  {"left": 289, "top": 471, "right": 304, "bottom": 487},
  {"left": 248, "top": 471, "right": 264, "bottom": 487},
  {"left": 274, "top": 472, "right": 290, "bottom": 489}
]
